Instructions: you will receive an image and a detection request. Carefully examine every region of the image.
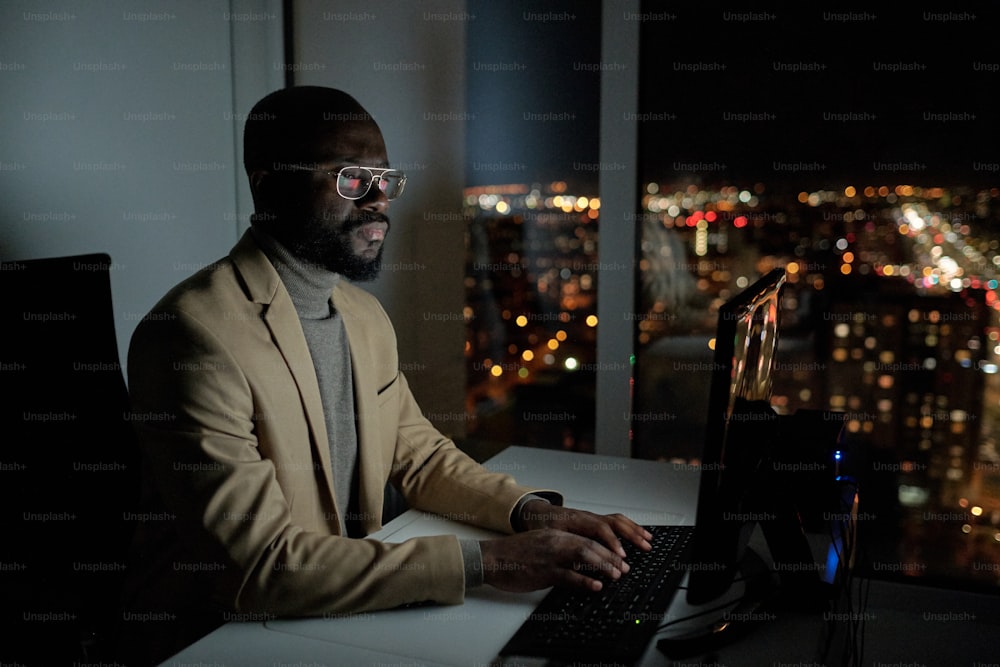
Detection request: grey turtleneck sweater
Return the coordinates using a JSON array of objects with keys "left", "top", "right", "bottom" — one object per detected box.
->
[{"left": 251, "top": 227, "right": 484, "bottom": 587}]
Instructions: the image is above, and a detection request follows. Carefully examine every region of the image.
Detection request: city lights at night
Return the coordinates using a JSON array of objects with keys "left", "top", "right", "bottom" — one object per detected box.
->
[{"left": 462, "top": 177, "right": 1000, "bottom": 589}]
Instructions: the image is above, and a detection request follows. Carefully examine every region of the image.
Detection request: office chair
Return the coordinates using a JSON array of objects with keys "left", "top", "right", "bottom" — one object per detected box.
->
[{"left": 1, "top": 253, "right": 140, "bottom": 663}]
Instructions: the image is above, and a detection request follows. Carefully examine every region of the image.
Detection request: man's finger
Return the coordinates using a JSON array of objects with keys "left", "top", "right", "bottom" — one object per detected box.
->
[
  {"left": 557, "top": 569, "right": 605, "bottom": 592},
  {"left": 601, "top": 514, "right": 652, "bottom": 551},
  {"left": 574, "top": 541, "right": 628, "bottom": 579}
]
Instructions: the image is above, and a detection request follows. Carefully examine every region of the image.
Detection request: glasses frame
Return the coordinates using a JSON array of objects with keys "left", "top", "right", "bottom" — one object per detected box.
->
[{"left": 283, "top": 164, "right": 407, "bottom": 201}]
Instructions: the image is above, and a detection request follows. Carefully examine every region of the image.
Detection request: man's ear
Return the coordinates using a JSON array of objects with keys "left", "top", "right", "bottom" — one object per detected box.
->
[{"left": 249, "top": 170, "right": 269, "bottom": 197}]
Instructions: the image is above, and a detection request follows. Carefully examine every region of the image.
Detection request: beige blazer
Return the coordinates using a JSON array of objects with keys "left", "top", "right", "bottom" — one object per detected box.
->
[{"left": 120, "top": 230, "right": 553, "bottom": 663}]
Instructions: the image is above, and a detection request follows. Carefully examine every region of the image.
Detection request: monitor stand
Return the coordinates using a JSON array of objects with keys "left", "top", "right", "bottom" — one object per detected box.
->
[
  {"left": 655, "top": 546, "right": 777, "bottom": 659},
  {"left": 656, "top": 496, "right": 842, "bottom": 660}
]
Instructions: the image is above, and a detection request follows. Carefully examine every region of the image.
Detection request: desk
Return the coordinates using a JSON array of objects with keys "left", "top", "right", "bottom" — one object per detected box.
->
[{"left": 163, "top": 446, "right": 999, "bottom": 666}]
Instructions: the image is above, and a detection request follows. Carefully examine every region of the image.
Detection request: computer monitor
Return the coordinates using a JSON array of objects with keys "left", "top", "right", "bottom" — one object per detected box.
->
[
  {"left": 658, "top": 267, "right": 854, "bottom": 662},
  {"left": 685, "top": 267, "right": 786, "bottom": 605}
]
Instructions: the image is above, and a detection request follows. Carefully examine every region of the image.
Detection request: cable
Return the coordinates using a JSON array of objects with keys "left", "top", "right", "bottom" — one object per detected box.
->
[
  {"left": 854, "top": 567, "right": 872, "bottom": 666},
  {"left": 819, "top": 481, "right": 870, "bottom": 667},
  {"left": 811, "top": 480, "right": 853, "bottom": 666}
]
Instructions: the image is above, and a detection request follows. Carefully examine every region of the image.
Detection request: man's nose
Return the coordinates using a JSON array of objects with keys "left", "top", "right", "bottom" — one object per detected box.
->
[{"left": 358, "top": 180, "right": 389, "bottom": 212}]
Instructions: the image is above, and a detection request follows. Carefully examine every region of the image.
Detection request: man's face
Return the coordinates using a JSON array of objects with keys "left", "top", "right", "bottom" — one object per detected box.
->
[{"left": 259, "top": 119, "right": 392, "bottom": 281}]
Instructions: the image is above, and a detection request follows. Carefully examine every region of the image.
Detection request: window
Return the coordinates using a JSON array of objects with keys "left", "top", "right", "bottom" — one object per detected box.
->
[
  {"left": 463, "top": 1, "right": 602, "bottom": 453},
  {"left": 633, "top": 5, "right": 999, "bottom": 591}
]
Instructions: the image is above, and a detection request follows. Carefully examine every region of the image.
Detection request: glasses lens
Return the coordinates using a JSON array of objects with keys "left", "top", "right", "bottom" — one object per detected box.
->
[
  {"left": 379, "top": 172, "right": 406, "bottom": 200},
  {"left": 337, "top": 167, "right": 371, "bottom": 199}
]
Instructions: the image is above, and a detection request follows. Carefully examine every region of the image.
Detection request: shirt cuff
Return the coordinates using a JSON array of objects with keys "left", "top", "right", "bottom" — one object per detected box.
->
[
  {"left": 460, "top": 538, "right": 484, "bottom": 589},
  {"left": 511, "top": 492, "right": 561, "bottom": 532}
]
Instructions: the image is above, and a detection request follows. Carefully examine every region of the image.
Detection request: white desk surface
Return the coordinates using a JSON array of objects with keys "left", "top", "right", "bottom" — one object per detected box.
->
[
  {"left": 161, "top": 446, "right": 1000, "bottom": 667},
  {"left": 162, "top": 446, "right": 694, "bottom": 667}
]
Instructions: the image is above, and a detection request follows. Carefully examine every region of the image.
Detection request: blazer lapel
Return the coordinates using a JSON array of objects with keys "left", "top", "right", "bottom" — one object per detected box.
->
[{"left": 229, "top": 231, "right": 339, "bottom": 527}]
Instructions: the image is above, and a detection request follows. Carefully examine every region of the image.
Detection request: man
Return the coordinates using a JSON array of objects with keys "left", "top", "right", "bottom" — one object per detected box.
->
[{"left": 119, "top": 86, "right": 650, "bottom": 665}]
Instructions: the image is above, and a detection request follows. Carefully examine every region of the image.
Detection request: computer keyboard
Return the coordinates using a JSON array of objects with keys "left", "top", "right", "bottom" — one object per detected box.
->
[{"left": 499, "top": 524, "right": 695, "bottom": 666}]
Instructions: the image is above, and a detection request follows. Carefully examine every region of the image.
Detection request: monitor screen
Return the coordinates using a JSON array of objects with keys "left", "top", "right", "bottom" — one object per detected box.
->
[{"left": 686, "top": 267, "right": 786, "bottom": 605}]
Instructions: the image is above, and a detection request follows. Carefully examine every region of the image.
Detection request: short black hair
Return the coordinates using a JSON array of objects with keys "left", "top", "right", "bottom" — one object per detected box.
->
[{"left": 242, "top": 86, "right": 374, "bottom": 174}]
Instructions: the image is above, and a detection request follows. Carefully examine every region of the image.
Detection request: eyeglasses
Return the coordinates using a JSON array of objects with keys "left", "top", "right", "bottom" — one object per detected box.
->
[{"left": 283, "top": 164, "right": 407, "bottom": 200}]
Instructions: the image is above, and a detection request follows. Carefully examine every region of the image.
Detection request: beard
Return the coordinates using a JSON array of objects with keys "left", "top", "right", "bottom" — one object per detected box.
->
[{"left": 284, "top": 210, "right": 389, "bottom": 282}]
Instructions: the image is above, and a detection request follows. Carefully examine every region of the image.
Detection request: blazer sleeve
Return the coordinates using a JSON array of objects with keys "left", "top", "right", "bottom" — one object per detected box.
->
[
  {"left": 387, "top": 370, "right": 563, "bottom": 533},
  {"left": 128, "top": 307, "right": 467, "bottom": 617},
  {"left": 345, "top": 292, "right": 563, "bottom": 529},
  {"left": 335, "top": 279, "right": 563, "bottom": 535}
]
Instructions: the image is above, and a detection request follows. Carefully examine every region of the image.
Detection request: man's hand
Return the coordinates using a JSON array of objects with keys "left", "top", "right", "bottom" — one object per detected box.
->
[
  {"left": 519, "top": 499, "right": 652, "bottom": 559},
  {"left": 478, "top": 501, "right": 654, "bottom": 594},
  {"left": 479, "top": 529, "right": 629, "bottom": 593}
]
